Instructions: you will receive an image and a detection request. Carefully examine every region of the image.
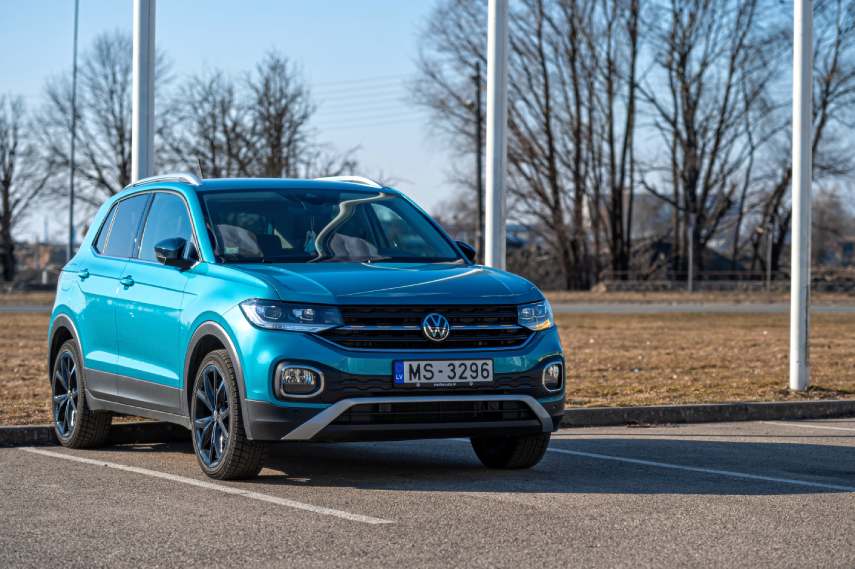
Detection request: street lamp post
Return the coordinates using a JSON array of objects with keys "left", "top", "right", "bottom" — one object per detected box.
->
[
  {"left": 67, "top": 0, "right": 79, "bottom": 261},
  {"left": 484, "top": 0, "right": 509, "bottom": 269},
  {"left": 790, "top": 0, "right": 813, "bottom": 391},
  {"left": 132, "top": 0, "right": 156, "bottom": 182}
]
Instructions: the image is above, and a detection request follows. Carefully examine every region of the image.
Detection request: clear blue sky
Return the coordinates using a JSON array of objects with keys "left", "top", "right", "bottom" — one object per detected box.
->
[{"left": 0, "top": 0, "right": 456, "bottom": 241}]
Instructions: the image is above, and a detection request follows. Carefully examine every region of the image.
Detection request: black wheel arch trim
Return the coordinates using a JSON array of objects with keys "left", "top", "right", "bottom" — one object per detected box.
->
[
  {"left": 48, "top": 314, "right": 84, "bottom": 379},
  {"left": 183, "top": 321, "right": 255, "bottom": 439}
]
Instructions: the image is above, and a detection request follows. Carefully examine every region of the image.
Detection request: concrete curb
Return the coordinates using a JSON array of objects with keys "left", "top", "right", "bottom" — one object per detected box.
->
[
  {"left": 0, "top": 421, "right": 188, "bottom": 447},
  {"left": 2, "top": 400, "right": 854, "bottom": 445},
  {"left": 561, "top": 399, "right": 855, "bottom": 427}
]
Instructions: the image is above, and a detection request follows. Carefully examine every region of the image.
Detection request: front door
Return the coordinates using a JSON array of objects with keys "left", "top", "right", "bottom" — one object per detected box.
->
[{"left": 114, "top": 192, "right": 195, "bottom": 415}]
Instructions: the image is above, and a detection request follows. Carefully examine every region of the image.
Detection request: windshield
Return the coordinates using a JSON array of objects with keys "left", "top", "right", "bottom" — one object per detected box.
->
[{"left": 201, "top": 188, "right": 462, "bottom": 264}]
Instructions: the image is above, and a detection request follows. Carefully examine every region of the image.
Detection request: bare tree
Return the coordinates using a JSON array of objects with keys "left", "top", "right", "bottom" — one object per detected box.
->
[
  {"left": 161, "top": 70, "right": 254, "bottom": 178},
  {"left": 164, "top": 52, "right": 357, "bottom": 179},
  {"left": 247, "top": 52, "right": 314, "bottom": 178},
  {"left": 639, "top": 0, "right": 783, "bottom": 277},
  {"left": 413, "top": 0, "right": 646, "bottom": 288},
  {"left": 748, "top": 0, "right": 855, "bottom": 273},
  {"left": 35, "top": 31, "right": 170, "bottom": 209},
  {"left": 0, "top": 96, "right": 49, "bottom": 281}
]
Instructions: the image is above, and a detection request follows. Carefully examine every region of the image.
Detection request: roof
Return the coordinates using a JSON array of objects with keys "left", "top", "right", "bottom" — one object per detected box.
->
[
  {"left": 193, "top": 177, "right": 397, "bottom": 194},
  {"left": 126, "top": 173, "right": 396, "bottom": 194}
]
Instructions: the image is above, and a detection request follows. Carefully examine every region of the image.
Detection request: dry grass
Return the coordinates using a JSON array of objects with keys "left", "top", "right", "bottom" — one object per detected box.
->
[
  {"left": 0, "top": 291, "right": 55, "bottom": 306},
  {"left": 1, "top": 312, "right": 854, "bottom": 425},
  {"left": 546, "top": 290, "right": 855, "bottom": 305},
  {"left": 0, "top": 313, "right": 50, "bottom": 425},
  {"left": 560, "top": 312, "right": 855, "bottom": 407}
]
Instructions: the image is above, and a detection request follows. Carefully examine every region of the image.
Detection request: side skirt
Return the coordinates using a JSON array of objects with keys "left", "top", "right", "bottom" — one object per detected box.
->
[{"left": 85, "top": 388, "right": 191, "bottom": 429}]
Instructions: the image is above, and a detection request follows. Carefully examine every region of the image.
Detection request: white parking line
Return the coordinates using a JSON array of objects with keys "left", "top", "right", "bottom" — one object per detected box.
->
[
  {"left": 759, "top": 421, "right": 855, "bottom": 433},
  {"left": 20, "top": 447, "right": 393, "bottom": 525},
  {"left": 546, "top": 447, "right": 855, "bottom": 492}
]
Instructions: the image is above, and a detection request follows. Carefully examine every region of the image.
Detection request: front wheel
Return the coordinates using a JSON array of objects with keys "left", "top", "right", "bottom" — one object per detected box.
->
[
  {"left": 190, "top": 349, "right": 266, "bottom": 480},
  {"left": 470, "top": 433, "right": 551, "bottom": 469}
]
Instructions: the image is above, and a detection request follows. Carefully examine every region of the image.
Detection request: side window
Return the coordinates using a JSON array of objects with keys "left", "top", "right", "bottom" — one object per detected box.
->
[
  {"left": 101, "top": 194, "right": 150, "bottom": 258},
  {"left": 93, "top": 205, "right": 118, "bottom": 254},
  {"left": 138, "top": 193, "right": 194, "bottom": 262}
]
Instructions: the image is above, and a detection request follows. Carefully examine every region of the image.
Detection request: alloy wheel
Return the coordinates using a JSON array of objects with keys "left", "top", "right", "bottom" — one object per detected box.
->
[
  {"left": 193, "top": 363, "right": 231, "bottom": 468},
  {"left": 52, "top": 351, "right": 78, "bottom": 438}
]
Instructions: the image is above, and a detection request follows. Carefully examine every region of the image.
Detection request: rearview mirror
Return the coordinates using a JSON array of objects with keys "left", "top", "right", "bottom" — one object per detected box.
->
[
  {"left": 456, "top": 241, "right": 477, "bottom": 263},
  {"left": 154, "top": 238, "right": 192, "bottom": 269}
]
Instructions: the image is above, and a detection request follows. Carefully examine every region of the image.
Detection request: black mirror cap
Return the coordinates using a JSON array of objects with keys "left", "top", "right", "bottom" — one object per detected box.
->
[
  {"left": 154, "top": 237, "right": 192, "bottom": 269},
  {"left": 456, "top": 241, "right": 477, "bottom": 263}
]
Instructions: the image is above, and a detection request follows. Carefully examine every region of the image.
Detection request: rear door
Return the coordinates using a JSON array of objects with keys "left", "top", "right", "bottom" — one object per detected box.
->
[
  {"left": 113, "top": 191, "right": 196, "bottom": 414},
  {"left": 76, "top": 193, "right": 150, "bottom": 398}
]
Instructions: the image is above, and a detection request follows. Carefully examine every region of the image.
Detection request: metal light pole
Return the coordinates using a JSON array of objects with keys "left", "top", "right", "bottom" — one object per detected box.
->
[
  {"left": 132, "top": 0, "right": 156, "bottom": 182},
  {"left": 687, "top": 212, "right": 695, "bottom": 293},
  {"left": 790, "top": 0, "right": 813, "bottom": 391},
  {"left": 472, "top": 61, "right": 484, "bottom": 261},
  {"left": 484, "top": 0, "right": 509, "bottom": 269},
  {"left": 765, "top": 220, "right": 774, "bottom": 292},
  {"left": 67, "top": 0, "right": 79, "bottom": 261}
]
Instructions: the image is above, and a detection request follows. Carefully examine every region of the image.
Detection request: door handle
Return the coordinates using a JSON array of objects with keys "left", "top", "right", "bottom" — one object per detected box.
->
[
  {"left": 119, "top": 276, "right": 135, "bottom": 288},
  {"left": 78, "top": 269, "right": 90, "bottom": 281}
]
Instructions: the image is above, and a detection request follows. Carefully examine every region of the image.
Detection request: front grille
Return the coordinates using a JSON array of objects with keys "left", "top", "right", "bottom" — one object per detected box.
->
[
  {"left": 319, "top": 304, "right": 532, "bottom": 350},
  {"left": 331, "top": 400, "right": 536, "bottom": 425}
]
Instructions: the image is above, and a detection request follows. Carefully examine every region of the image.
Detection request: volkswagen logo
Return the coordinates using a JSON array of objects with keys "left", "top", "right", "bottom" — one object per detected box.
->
[{"left": 422, "top": 312, "right": 451, "bottom": 342}]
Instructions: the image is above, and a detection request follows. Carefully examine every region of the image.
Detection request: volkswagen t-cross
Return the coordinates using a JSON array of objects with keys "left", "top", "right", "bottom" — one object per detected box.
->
[{"left": 49, "top": 174, "right": 565, "bottom": 479}]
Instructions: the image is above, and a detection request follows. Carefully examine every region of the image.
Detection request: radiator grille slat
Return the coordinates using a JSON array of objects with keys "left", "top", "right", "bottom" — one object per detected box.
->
[{"left": 319, "top": 304, "right": 532, "bottom": 350}]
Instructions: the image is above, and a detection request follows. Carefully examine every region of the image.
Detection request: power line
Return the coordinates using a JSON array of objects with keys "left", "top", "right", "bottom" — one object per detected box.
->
[
  {"left": 315, "top": 117, "right": 427, "bottom": 131},
  {"left": 317, "top": 94, "right": 413, "bottom": 110},
  {"left": 318, "top": 101, "right": 418, "bottom": 117},
  {"left": 313, "top": 80, "right": 407, "bottom": 95},
  {"left": 316, "top": 109, "right": 428, "bottom": 127},
  {"left": 317, "top": 86, "right": 410, "bottom": 100},
  {"left": 311, "top": 73, "right": 409, "bottom": 87}
]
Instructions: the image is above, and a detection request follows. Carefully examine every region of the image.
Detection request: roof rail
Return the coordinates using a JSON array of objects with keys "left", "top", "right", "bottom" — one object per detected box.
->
[
  {"left": 314, "top": 175, "right": 383, "bottom": 189},
  {"left": 128, "top": 172, "right": 202, "bottom": 188}
]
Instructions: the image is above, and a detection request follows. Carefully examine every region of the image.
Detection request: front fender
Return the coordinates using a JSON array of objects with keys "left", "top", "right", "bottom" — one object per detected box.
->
[{"left": 182, "top": 310, "right": 256, "bottom": 438}]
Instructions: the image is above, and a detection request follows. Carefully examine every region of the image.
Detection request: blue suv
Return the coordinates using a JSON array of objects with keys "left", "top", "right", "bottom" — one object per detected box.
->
[{"left": 49, "top": 174, "right": 565, "bottom": 479}]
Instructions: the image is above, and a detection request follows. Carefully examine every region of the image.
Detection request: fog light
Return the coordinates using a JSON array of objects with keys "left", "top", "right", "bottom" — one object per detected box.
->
[
  {"left": 542, "top": 362, "right": 563, "bottom": 392},
  {"left": 275, "top": 364, "right": 324, "bottom": 398}
]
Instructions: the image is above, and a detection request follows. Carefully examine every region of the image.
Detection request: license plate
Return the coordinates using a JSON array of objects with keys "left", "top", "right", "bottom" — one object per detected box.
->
[{"left": 393, "top": 360, "right": 493, "bottom": 386}]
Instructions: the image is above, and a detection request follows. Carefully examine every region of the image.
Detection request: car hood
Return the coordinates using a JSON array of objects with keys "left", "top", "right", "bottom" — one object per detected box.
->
[{"left": 231, "top": 262, "right": 541, "bottom": 305}]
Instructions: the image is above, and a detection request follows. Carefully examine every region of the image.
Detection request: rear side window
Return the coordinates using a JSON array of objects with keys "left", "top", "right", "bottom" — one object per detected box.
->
[
  {"left": 100, "top": 194, "right": 150, "bottom": 258},
  {"left": 93, "top": 205, "right": 118, "bottom": 254},
  {"left": 138, "top": 193, "right": 194, "bottom": 262}
]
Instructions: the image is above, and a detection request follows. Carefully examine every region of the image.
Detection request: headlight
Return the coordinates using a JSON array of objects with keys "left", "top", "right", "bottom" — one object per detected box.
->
[
  {"left": 239, "top": 299, "right": 343, "bottom": 332},
  {"left": 517, "top": 299, "right": 554, "bottom": 331}
]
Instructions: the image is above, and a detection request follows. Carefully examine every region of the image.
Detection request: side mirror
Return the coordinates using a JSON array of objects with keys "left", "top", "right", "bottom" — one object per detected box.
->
[
  {"left": 154, "top": 237, "right": 192, "bottom": 269},
  {"left": 457, "top": 241, "right": 477, "bottom": 263}
]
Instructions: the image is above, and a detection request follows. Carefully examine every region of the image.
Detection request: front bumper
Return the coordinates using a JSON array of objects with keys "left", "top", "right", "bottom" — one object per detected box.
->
[
  {"left": 233, "top": 317, "right": 565, "bottom": 441},
  {"left": 243, "top": 377, "right": 566, "bottom": 442}
]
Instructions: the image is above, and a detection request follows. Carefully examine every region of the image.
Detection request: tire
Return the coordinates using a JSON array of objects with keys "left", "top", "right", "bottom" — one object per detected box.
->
[
  {"left": 51, "top": 339, "right": 112, "bottom": 448},
  {"left": 190, "top": 349, "right": 266, "bottom": 480},
  {"left": 470, "top": 432, "right": 551, "bottom": 469}
]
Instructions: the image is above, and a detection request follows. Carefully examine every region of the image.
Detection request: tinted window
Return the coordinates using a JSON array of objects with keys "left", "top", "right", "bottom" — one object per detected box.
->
[
  {"left": 201, "top": 189, "right": 461, "bottom": 263},
  {"left": 93, "top": 205, "right": 118, "bottom": 254},
  {"left": 101, "top": 194, "right": 150, "bottom": 258},
  {"left": 138, "top": 193, "right": 194, "bottom": 262}
]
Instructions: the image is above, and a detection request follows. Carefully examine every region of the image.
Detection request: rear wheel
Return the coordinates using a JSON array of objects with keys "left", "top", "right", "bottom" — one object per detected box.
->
[
  {"left": 191, "top": 349, "right": 265, "bottom": 480},
  {"left": 51, "top": 339, "right": 112, "bottom": 448},
  {"left": 470, "top": 433, "right": 551, "bottom": 469}
]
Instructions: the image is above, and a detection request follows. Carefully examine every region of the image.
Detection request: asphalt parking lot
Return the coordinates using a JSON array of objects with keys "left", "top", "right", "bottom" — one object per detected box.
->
[{"left": 2, "top": 419, "right": 854, "bottom": 568}]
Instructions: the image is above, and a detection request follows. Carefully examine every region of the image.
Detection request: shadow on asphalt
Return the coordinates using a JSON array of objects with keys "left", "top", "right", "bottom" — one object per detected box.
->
[{"left": 95, "top": 435, "right": 855, "bottom": 496}]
